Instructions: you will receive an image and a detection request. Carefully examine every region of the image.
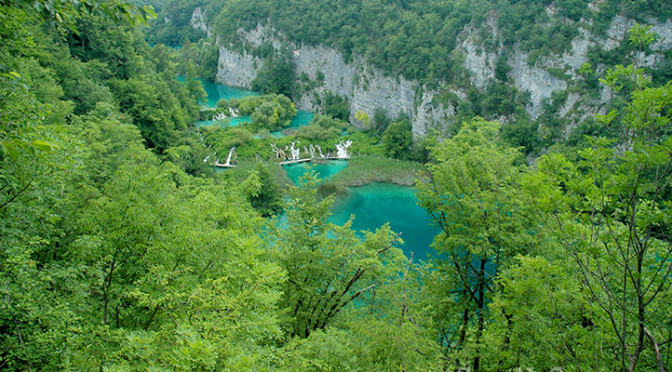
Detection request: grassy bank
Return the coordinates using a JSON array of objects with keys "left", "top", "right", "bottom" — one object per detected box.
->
[{"left": 324, "top": 156, "right": 423, "bottom": 187}]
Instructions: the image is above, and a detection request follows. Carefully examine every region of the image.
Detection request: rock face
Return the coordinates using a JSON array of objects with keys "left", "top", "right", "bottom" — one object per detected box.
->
[
  {"left": 509, "top": 48, "right": 568, "bottom": 118},
  {"left": 213, "top": 25, "right": 453, "bottom": 137},
  {"left": 291, "top": 45, "right": 429, "bottom": 136},
  {"left": 190, "top": 7, "right": 211, "bottom": 38},
  {"left": 196, "top": 10, "right": 672, "bottom": 137},
  {"left": 216, "top": 47, "right": 259, "bottom": 88}
]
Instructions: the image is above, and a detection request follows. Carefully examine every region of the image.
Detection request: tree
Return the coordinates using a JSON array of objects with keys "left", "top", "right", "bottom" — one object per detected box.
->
[
  {"left": 252, "top": 54, "right": 295, "bottom": 97},
  {"left": 268, "top": 173, "right": 403, "bottom": 338},
  {"left": 322, "top": 92, "right": 350, "bottom": 121},
  {"left": 417, "top": 118, "right": 535, "bottom": 372},
  {"left": 246, "top": 162, "right": 283, "bottom": 216},
  {"left": 354, "top": 110, "right": 371, "bottom": 130},
  {"left": 528, "top": 82, "right": 672, "bottom": 371},
  {"left": 628, "top": 22, "right": 657, "bottom": 53},
  {"left": 381, "top": 118, "right": 413, "bottom": 159}
]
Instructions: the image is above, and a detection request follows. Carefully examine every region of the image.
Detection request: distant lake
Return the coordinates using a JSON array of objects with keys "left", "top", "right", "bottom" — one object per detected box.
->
[
  {"left": 283, "top": 161, "right": 438, "bottom": 260},
  {"left": 178, "top": 77, "right": 312, "bottom": 133}
]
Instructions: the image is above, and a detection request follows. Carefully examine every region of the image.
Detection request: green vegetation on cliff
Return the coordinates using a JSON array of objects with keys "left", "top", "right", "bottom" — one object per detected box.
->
[{"left": 151, "top": 0, "right": 671, "bottom": 85}]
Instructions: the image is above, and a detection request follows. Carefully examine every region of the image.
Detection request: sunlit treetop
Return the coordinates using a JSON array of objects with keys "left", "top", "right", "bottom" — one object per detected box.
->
[{"left": 0, "top": 0, "right": 155, "bottom": 30}]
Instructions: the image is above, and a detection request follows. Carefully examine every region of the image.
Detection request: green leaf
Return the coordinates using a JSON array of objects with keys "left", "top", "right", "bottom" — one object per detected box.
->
[{"left": 30, "top": 140, "right": 58, "bottom": 151}]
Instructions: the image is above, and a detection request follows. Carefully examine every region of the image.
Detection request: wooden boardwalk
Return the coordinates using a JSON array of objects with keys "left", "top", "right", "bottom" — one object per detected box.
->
[
  {"left": 278, "top": 157, "right": 347, "bottom": 165},
  {"left": 278, "top": 158, "right": 312, "bottom": 165},
  {"left": 212, "top": 157, "right": 348, "bottom": 168},
  {"left": 213, "top": 162, "right": 236, "bottom": 168}
]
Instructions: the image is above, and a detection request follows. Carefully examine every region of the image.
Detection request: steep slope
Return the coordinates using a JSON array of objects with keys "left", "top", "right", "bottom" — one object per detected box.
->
[{"left": 150, "top": 0, "right": 672, "bottom": 141}]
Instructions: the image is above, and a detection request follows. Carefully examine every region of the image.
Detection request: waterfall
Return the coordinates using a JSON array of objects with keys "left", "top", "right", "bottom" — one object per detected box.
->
[
  {"left": 289, "top": 141, "right": 301, "bottom": 160},
  {"left": 213, "top": 111, "right": 228, "bottom": 121},
  {"left": 224, "top": 147, "right": 235, "bottom": 166},
  {"left": 271, "top": 144, "right": 280, "bottom": 159},
  {"left": 335, "top": 140, "right": 352, "bottom": 159},
  {"left": 272, "top": 143, "right": 287, "bottom": 159}
]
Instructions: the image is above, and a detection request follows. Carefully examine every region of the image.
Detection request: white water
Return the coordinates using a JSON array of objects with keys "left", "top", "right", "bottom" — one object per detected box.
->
[
  {"left": 224, "top": 147, "right": 235, "bottom": 166},
  {"left": 289, "top": 142, "right": 301, "bottom": 160},
  {"left": 335, "top": 140, "right": 352, "bottom": 159},
  {"left": 212, "top": 108, "right": 238, "bottom": 121}
]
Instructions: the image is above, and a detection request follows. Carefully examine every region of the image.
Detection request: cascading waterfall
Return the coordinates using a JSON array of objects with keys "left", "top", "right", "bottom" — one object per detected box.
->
[
  {"left": 224, "top": 147, "right": 235, "bottom": 166},
  {"left": 212, "top": 108, "right": 238, "bottom": 121},
  {"left": 289, "top": 141, "right": 301, "bottom": 160},
  {"left": 213, "top": 112, "right": 228, "bottom": 121},
  {"left": 335, "top": 140, "right": 352, "bottom": 159},
  {"left": 271, "top": 140, "right": 352, "bottom": 163}
]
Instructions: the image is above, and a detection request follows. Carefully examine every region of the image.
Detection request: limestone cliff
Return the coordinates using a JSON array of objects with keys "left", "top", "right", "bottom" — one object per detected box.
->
[{"left": 194, "top": 10, "right": 671, "bottom": 137}]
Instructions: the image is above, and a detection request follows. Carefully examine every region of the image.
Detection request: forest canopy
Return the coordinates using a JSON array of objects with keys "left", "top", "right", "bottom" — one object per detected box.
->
[{"left": 1, "top": 0, "right": 671, "bottom": 371}]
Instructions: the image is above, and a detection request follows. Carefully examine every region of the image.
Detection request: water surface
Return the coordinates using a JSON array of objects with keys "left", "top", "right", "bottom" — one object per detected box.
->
[
  {"left": 283, "top": 161, "right": 438, "bottom": 259},
  {"left": 328, "top": 182, "right": 438, "bottom": 260},
  {"left": 271, "top": 110, "right": 314, "bottom": 137},
  {"left": 176, "top": 76, "right": 259, "bottom": 108},
  {"left": 284, "top": 160, "right": 348, "bottom": 185},
  {"left": 194, "top": 116, "right": 253, "bottom": 128}
]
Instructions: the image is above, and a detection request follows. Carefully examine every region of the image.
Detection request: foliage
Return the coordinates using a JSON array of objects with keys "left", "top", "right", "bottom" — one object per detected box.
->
[
  {"left": 227, "top": 94, "right": 297, "bottom": 131},
  {"left": 252, "top": 52, "right": 295, "bottom": 97},
  {"left": 267, "top": 174, "right": 405, "bottom": 338},
  {"left": 500, "top": 118, "right": 541, "bottom": 156},
  {"left": 321, "top": 91, "right": 350, "bottom": 121},
  {"left": 246, "top": 162, "right": 283, "bottom": 216},
  {"left": 417, "top": 118, "right": 536, "bottom": 371},
  {"left": 295, "top": 115, "right": 344, "bottom": 141},
  {"left": 525, "top": 82, "right": 672, "bottom": 371},
  {"left": 5, "top": 1, "right": 672, "bottom": 370},
  {"left": 324, "top": 156, "right": 421, "bottom": 188},
  {"left": 145, "top": 0, "right": 205, "bottom": 46},
  {"left": 381, "top": 118, "right": 413, "bottom": 160},
  {"left": 148, "top": 0, "right": 672, "bottom": 86},
  {"left": 295, "top": 123, "right": 340, "bottom": 141}
]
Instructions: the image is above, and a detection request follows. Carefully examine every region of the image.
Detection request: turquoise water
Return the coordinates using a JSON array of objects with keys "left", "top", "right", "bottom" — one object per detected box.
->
[
  {"left": 177, "top": 77, "right": 311, "bottom": 136},
  {"left": 175, "top": 76, "right": 259, "bottom": 108},
  {"left": 270, "top": 110, "right": 314, "bottom": 137},
  {"left": 195, "top": 116, "right": 252, "bottom": 128},
  {"left": 289, "top": 110, "right": 314, "bottom": 128},
  {"left": 185, "top": 77, "right": 438, "bottom": 258},
  {"left": 283, "top": 161, "right": 438, "bottom": 259},
  {"left": 198, "top": 109, "right": 310, "bottom": 133},
  {"left": 328, "top": 183, "right": 439, "bottom": 260},
  {"left": 201, "top": 81, "right": 259, "bottom": 108},
  {"left": 284, "top": 160, "right": 349, "bottom": 185}
]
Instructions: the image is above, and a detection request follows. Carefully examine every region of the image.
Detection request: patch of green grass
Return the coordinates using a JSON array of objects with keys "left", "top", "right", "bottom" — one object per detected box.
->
[{"left": 325, "top": 156, "right": 423, "bottom": 187}]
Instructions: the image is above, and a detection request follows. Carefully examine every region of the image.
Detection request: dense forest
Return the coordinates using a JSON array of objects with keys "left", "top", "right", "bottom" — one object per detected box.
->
[
  {"left": 148, "top": 0, "right": 672, "bottom": 83},
  {"left": 150, "top": 0, "right": 672, "bottom": 157},
  {"left": 1, "top": 0, "right": 672, "bottom": 371}
]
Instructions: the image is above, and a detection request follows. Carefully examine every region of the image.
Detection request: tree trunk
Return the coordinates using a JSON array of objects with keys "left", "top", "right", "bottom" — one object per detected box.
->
[{"left": 473, "top": 258, "right": 486, "bottom": 372}]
